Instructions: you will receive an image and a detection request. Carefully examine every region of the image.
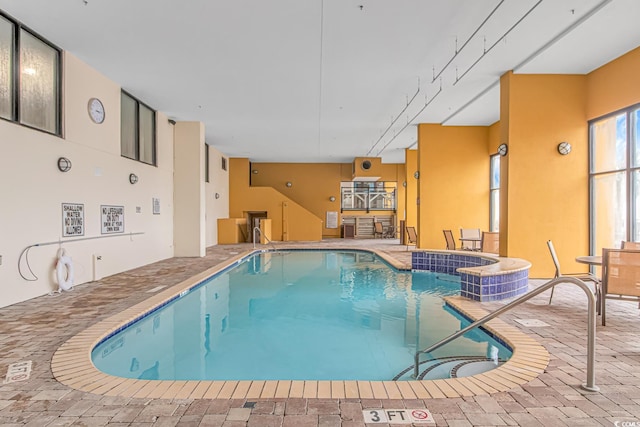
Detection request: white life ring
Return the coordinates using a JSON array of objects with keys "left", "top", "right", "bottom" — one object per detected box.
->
[{"left": 56, "top": 253, "right": 74, "bottom": 292}]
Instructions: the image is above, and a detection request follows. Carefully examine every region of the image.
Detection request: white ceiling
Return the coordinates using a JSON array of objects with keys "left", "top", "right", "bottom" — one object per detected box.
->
[{"left": 2, "top": 0, "right": 639, "bottom": 164}]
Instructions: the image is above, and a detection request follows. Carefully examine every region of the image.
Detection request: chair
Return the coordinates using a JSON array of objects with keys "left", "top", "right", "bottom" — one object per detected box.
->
[
  {"left": 622, "top": 241, "right": 640, "bottom": 249},
  {"left": 443, "top": 230, "right": 456, "bottom": 250},
  {"left": 383, "top": 225, "right": 396, "bottom": 238},
  {"left": 547, "top": 240, "right": 600, "bottom": 306},
  {"left": 601, "top": 248, "right": 640, "bottom": 326},
  {"left": 480, "top": 232, "right": 499, "bottom": 254},
  {"left": 460, "top": 228, "right": 481, "bottom": 250},
  {"left": 406, "top": 226, "right": 417, "bottom": 250},
  {"left": 374, "top": 221, "right": 384, "bottom": 238}
]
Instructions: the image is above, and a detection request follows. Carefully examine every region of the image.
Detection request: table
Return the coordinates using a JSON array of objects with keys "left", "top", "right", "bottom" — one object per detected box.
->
[
  {"left": 575, "top": 255, "right": 602, "bottom": 266},
  {"left": 459, "top": 238, "right": 481, "bottom": 251}
]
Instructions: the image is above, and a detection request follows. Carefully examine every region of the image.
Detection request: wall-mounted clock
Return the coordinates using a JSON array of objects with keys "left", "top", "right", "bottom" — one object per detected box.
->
[
  {"left": 88, "top": 97, "right": 105, "bottom": 124},
  {"left": 498, "top": 143, "right": 508, "bottom": 156}
]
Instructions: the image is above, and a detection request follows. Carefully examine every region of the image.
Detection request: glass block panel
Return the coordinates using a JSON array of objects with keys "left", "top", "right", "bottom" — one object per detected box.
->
[
  {"left": 121, "top": 93, "right": 137, "bottom": 159},
  {"left": 139, "top": 103, "right": 155, "bottom": 165},
  {"left": 19, "top": 29, "right": 59, "bottom": 133},
  {"left": 0, "top": 16, "right": 13, "bottom": 120},
  {"left": 633, "top": 170, "right": 640, "bottom": 242},
  {"left": 591, "top": 113, "right": 626, "bottom": 173},
  {"left": 490, "top": 154, "right": 500, "bottom": 189},
  {"left": 592, "top": 171, "right": 626, "bottom": 253},
  {"left": 633, "top": 108, "right": 640, "bottom": 168}
]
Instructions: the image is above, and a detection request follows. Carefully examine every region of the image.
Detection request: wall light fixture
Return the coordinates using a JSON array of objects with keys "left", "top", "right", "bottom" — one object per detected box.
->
[
  {"left": 329, "top": 196, "right": 336, "bottom": 202},
  {"left": 57, "top": 157, "right": 72, "bottom": 172},
  {"left": 129, "top": 173, "right": 139, "bottom": 184},
  {"left": 286, "top": 182, "right": 292, "bottom": 187},
  {"left": 558, "top": 141, "right": 572, "bottom": 155}
]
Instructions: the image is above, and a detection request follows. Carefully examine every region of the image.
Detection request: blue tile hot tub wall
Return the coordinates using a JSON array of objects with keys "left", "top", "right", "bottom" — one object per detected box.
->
[{"left": 411, "top": 252, "right": 529, "bottom": 302}]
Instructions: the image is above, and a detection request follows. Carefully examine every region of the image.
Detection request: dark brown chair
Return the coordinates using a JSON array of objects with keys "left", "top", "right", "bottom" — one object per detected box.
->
[
  {"left": 406, "top": 226, "right": 417, "bottom": 250},
  {"left": 443, "top": 230, "right": 456, "bottom": 250},
  {"left": 601, "top": 248, "right": 640, "bottom": 326},
  {"left": 480, "top": 232, "right": 499, "bottom": 254},
  {"left": 547, "top": 240, "right": 600, "bottom": 306}
]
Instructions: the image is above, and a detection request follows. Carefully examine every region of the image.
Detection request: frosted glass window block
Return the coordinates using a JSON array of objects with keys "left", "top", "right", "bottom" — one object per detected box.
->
[
  {"left": 19, "top": 29, "right": 58, "bottom": 133},
  {"left": 139, "top": 103, "right": 155, "bottom": 165},
  {"left": 634, "top": 109, "right": 640, "bottom": 167},
  {"left": 121, "top": 92, "right": 137, "bottom": 159},
  {"left": 592, "top": 171, "right": 626, "bottom": 252},
  {"left": 0, "top": 16, "right": 13, "bottom": 120},
  {"left": 591, "top": 113, "right": 626, "bottom": 173}
]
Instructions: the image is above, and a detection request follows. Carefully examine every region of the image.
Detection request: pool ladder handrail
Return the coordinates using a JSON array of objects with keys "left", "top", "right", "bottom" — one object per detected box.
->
[
  {"left": 412, "top": 276, "right": 599, "bottom": 391},
  {"left": 253, "top": 226, "right": 277, "bottom": 251}
]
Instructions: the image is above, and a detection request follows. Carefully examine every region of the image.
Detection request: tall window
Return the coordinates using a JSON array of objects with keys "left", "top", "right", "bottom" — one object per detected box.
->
[
  {"left": 490, "top": 154, "right": 500, "bottom": 232},
  {"left": 121, "top": 91, "right": 156, "bottom": 165},
  {"left": 0, "top": 12, "right": 61, "bottom": 135},
  {"left": 205, "top": 143, "right": 209, "bottom": 182},
  {"left": 589, "top": 104, "right": 640, "bottom": 254}
]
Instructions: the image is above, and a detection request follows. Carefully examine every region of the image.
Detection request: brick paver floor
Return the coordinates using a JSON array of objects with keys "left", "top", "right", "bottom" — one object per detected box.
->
[{"left": 1, "top": 239, "right": 639, "bottom": 426}]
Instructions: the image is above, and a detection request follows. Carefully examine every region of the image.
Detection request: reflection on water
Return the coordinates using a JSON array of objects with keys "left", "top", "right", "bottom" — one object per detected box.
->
[{"left": 92, "top": 251, "right": 511, "bottom": 381}]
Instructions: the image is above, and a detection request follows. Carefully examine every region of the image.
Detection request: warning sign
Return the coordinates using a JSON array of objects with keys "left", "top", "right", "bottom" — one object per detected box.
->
[
  {"left": 101, "top": 205, "right": 124, "bottom": 234},
  {"left": 3, "top": 360, "right": 32, "bottom": 384},
  {"left": 362, "top": 408, "right": 434, "bottom": 424},
  {"left": 62, "top": 203, "right": 84, "bottom": 237}
]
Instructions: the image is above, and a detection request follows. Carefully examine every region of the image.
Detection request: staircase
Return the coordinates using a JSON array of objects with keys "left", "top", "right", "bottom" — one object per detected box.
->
[{"left": 393, "top": 355, "right": 504, "bottom": 381}]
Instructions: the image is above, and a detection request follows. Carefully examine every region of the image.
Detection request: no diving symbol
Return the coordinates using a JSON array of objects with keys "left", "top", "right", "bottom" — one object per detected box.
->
[{"left": 412, "top": 409, "right": 429, "bottom": 420}]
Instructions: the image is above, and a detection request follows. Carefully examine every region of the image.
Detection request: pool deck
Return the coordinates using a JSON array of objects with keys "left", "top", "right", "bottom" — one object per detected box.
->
[{"left": 1, "top": 239, "right": 640, "bottom": 426}]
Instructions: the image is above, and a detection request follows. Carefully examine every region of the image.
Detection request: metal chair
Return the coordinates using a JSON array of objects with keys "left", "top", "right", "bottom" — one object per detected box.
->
[
  {"left": 406, "top": 226, "right": 417, "bottom": 250},
  {"left": 460, "top": 228, "right": 481, "bottom": 250},
  {"left": 622, "top": 241, "right": 640, "bottom": 249},
  {"left": 601, "top": 248, "right": 640, "bottom": 326},
  {"left": 547, "top": 240, "right": 600, "bottom": 306},
  {"left": 443, "top": 230, "right": 456, "bottom": 250}
]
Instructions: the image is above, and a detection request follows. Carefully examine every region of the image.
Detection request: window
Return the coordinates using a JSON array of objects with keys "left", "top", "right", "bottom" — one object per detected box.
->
[
  {"left": 121, "top": 91, "right": 156, "bottom": 165},
  {"left": 205, "top": 143, "right": 209, "bottom": 182},
  {"left": 0, "top": 12, "right": 61, "bottom": 135},
  {"left": 490, "top": 154, "right": 500, "bottom": 232},
  {"left": 221, "top": 156, "right": 227, "bottom": 171},
  {"left": 589, "top": 104, "right": 640, "bottom": 254}
]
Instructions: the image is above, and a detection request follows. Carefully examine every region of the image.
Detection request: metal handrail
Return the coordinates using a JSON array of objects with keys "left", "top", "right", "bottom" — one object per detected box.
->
[
  {"left": 252, "top": 226, "right": 277, "bottom": 250},
  {"left": 412, "top": 276, "right": 599, "bottom": 391}
]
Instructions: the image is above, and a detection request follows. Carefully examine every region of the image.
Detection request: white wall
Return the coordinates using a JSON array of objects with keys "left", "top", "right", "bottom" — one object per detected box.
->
[
  {"left": 205, "top": 146, "right": 230, "bottom": 247},
  {"left": 0, "top": 52, "right": 175, "bottom": 308}
]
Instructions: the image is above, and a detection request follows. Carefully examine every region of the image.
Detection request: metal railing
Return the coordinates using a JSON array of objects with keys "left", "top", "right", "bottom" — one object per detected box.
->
[
  {"left": 341, "top": 187, "right": 396, "bottom": 212},
  {"left": 253, "top": 226, "right": 277, "bottom": 250},
  {"left": 412, "top": 276, "right": 599, "bottom": 391}
]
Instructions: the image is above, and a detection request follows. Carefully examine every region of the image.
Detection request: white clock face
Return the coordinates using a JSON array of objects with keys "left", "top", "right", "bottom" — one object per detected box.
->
[{"left": 88, "top": 98, "right": 105, "bottom": 124}]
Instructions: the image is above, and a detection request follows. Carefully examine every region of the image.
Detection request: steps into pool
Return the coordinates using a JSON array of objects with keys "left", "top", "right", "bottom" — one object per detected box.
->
[{"left": 392, "top": 355, "right": 505, "bottom": 381}]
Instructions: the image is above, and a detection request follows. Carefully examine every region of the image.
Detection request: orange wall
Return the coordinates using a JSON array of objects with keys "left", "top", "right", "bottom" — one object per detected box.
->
[
  {"left": 587, "top": 46, "right": 640, "bottom": 120},
  {"left": 250, "top": 161, "right": 406, "bottom": 237},
  {"left": 229, "top": 158, "right": 323, "bottom": 241},
  {"left": 404, "top": 149, "right": 418, "bottom": 231},
  {"left": 500, "top": 73, "right": 588, "bottom": 277},
  {"left": 417, "top": 124, "right": 490, "bottom": 249}
]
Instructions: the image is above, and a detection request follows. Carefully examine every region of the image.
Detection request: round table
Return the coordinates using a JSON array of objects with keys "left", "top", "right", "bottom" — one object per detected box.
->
[{"left": 575, "top": 255, "right": 602, "bottom": 266}]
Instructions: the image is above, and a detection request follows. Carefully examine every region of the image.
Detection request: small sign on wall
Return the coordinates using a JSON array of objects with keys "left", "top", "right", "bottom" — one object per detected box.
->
[
  {"left": 152, "top": 198, "right": 160, "bottom": 215},
  {"left": 101, "top": 205, "right": 124, "bottom": 234},
  {"left": 62, "top": 203, "right": 84, "bottom": 237}
]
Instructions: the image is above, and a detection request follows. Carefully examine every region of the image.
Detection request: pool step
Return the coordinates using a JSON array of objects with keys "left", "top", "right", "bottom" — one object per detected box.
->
[{"left": 393, "top": 356, "right": 504, "bottom": 381}]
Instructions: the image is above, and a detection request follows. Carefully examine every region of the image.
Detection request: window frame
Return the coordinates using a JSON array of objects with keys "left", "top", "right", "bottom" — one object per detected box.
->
[
  {"left": 205, "top": 143, "right": 210, "bottom": 182},
  {"left": 0, "top": 10, "right": 62, "bottom": 136},
  {"left": 120, "top": 90, "right": 157, "bottom": 166},
  {"left": 489, "top": 153, "right": 500, "bottom": 232},
  {"left": 589, "top": 102, "right": 640, "bottom": 255}
]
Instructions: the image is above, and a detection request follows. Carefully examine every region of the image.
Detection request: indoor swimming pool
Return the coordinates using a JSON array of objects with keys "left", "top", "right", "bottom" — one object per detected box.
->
[{"left": 91, "top": 250, "right": 511, "bottom": 381}]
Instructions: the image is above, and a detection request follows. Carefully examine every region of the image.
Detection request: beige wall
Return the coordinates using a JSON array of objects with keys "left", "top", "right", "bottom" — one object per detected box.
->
[
  {"left": 0, "top": 52, "right": 175, "bottom": 308},
  {"left": 173, "top": 122, "right": 206, "bottom": 257},
  {"left": 205, "top": 148, "right": 230, "bottom": 247}
]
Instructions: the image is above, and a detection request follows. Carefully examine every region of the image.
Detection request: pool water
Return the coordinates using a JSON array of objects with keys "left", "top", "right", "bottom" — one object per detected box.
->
[{"left": 92, "top": 250, "right": 511, "bottom": 381}]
